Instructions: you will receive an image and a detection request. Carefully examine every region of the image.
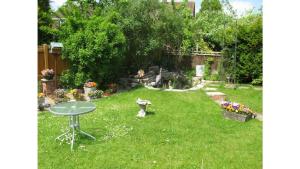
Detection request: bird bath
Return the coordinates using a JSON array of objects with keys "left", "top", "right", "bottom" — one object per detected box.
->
[{"left": 136, "top": 98, "right": 151, "bottom": 118}]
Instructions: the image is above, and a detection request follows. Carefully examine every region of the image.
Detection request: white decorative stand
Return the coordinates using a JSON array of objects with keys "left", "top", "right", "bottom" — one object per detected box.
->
[
  {"left": 84, "top": 87, "right": 96, "bottom": 101},
  {"left": 41, "top": 78, "right": 55, "bottom": 96},
  {"left": 136, "top": 98, "right": 151, "bottom": 118}
]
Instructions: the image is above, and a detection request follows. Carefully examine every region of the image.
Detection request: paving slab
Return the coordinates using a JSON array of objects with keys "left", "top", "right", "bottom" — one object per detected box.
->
[
  {"left": 255, "top": 113, "right": 263, "bottom": 121},
  {"left": 205, "top": 92, "right": 226, "bottom": 96},
  {"left": 225, "top": 84, "right": 236, "bottom": 88},
  {"left": 238, "top": 86, "right": 250, "bottom": 89},
  {"left": 205, "top": 92, "right": 227, "bottom": 102},
  {"left": 204, "top": 87, "right": 217, "bottom": 91},
  {"left": 206, "top": 84, "right": 220, "bottom": 87}
]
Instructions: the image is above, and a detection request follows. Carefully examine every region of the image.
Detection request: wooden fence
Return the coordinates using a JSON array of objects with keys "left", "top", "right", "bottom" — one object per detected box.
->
[
  {"left": 191, "top": 52, "right": 221, "bottom": 71},
  {"left": 38, "top": 44, "right": 68, "bottom": 87}
]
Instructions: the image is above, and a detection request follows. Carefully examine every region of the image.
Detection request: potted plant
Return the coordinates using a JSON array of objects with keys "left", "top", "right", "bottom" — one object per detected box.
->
[
  {"left": 54, "top": 89, "right": 65, "bottom": 98},
  {"left": 54, "top": 89, "right": 69, "bottom": 103},
  {"left": 38, "top": 93, "right": 45, "bottom": 111},
  {"left": 88, "top": 90, "right": 103, "bottom": 99},
  {"left": 221, "top": 101, "right": 256, "bottom": 122},
  {"left": 41, "top": 69, "right": 54, "bottom": 80},
  {"left": 69, "top": 89, "right": 80, "bottom": 100},
  {"left": 84, "top": 81, "right": 97, "bottom": 95}
]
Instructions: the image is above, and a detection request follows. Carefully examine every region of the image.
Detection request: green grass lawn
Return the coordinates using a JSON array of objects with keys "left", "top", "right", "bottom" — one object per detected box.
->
[
  {"left": 38, "top": 87, "right": 262, "bottom": 169},
  {"left": 217, "top": 86, "right": 263, "bottom": 113}
]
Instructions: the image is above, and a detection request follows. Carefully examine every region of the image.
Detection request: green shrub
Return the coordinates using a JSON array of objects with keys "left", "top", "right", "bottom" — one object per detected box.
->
[
  {"left": 222, "top": 14, "right": 262, "bottom": 83},
  {"left": 184, "top": 69, "right": 195, "bottom": 81},
  {"left": 59, "top": 70, "right": 75, "bottom": 88},
  {"left": 204, "top": 57, "right": 214, "bottom": 80},
  {"left": 210, "top": 73, "right": 220, "bottom": 81},
  {"left": 59, "top": 12, "right": 126, "bottom": 88}
]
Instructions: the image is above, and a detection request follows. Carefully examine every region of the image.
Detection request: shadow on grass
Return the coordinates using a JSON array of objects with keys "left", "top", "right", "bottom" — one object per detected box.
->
[
  {"left": 146, "top": 111, "right": 155, "bottom": 116},
  {"left": 116, "top": 85, "right": 145, "bottom": 93}
]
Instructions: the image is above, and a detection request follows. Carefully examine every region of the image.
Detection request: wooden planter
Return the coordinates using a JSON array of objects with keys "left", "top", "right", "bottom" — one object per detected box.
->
[{"left": 223, "top": 111, "right": 252, "bottom": 122}]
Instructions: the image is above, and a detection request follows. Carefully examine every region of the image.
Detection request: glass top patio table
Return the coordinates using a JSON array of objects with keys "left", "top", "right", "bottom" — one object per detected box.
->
[
  {"left": 49, "top": 101, "right": 96, "bottom": 151},
  {"left": 49, "top": 101, "right": 96, "bottom": 116}
]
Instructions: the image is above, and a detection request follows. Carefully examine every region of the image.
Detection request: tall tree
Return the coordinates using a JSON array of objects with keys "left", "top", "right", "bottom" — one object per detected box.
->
[
  {"left": 200, "top": 0, "right": 222, "bottom": 12},
  {"left": 38, "top": 0, "right": 55, "bottom": 44},
  {"left": 223, "top": 13, "right": 262, "bottom": 83}
]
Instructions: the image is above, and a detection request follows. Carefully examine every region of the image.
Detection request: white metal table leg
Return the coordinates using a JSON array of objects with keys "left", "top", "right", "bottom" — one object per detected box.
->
[
  {"left": 71, "top": 126, "right": 75, "bottom": 151},
  {"left": 79, "top": 130, "right": 96, "bottom": 140},
  {"left": 55, "top": 130, "right": 69, "bottom": 140}
]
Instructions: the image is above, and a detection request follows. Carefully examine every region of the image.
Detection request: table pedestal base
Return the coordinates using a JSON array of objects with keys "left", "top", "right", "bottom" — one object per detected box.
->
[{"left": 55, "top": 115, "right": 96, "bottom": 151}]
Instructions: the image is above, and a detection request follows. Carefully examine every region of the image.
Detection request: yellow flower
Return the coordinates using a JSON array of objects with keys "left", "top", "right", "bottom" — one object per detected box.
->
[{"left": 38, "top": 93, "right": 45, "bottom": 98}]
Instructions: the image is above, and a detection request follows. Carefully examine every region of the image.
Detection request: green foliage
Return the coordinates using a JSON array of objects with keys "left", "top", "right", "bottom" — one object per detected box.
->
[
  {"left": 59, "top": 69, "right": 75, "bottom": 88},
  {"left": 204, "top": 57, "right": 214, "bottom": 80},
  {"left": 38, "top": 0, "right": 57, "bottom": 44},
  {"left": 54, "top": 0, "right": 262, "bottom": 87},
  {"left": 116, "top": 0, "right": 196, "bottom": 72},
  {"left": 184, "top": 69, "right": 196, "bottom": 81},
  {"left": 56, "top": 0, "right": 198, "bottom": 87},
  {"left": 251, "top": 74, "right": 263, "bottom": 86},
  {"left": 59, "top": 8, "right": 126, "bottom": 88},
  {"left": 210, "top": 73, "right": 220, "bottom": 81},
  {"left": 195, "top": 10, "right": 233, "bottom": 51},
  {"left": 200, "top": 0, "right": 222, "bottom": 12},
  {"left": 223, "top": 13, "right": 262, "bottom": 83}
]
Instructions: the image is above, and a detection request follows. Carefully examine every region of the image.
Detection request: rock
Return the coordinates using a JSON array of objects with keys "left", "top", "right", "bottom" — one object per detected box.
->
[
  {"left": 192, "top": 76, "right": 202, "bottom": 86},
  {"left": 131, "top": 82, "right": 139, "bottom": 88},
  {"left": 131, "top": 78, "right": 140, "bottom": 83},
  {"left": 148, "top": 66, "right": 159, "bottom": 74}
]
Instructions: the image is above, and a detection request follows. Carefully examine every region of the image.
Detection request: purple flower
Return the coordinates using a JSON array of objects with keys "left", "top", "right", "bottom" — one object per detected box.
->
[
  {"left": 221, "top": 101, "right": 230, "bottom": 107},
  {"left": 232, "top": 103, "right": 240, "bottom": 110}
]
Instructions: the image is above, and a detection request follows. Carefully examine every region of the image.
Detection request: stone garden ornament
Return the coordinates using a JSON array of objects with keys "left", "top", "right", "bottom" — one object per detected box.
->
[{"left": 136, "top": 98, "right": 152, "bottom": 118}]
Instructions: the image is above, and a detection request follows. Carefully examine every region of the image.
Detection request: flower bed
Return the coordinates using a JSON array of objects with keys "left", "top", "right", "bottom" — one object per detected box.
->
[
  {"left": 88, "top": 90, "right": 103, "bottom": 99},
  {"left": 221, "top": 101, "right": 256, "bottom": 122}
]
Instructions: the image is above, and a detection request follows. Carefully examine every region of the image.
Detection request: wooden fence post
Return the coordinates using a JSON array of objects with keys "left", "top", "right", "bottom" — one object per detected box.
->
[{"left": 43, "top": 44, "right": 49, "bottom": 69}]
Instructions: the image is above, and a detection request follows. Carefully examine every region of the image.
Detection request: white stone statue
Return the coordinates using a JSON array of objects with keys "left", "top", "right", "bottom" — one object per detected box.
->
[{"left": 136, "top": 98, "right": 151, "bottom": 118}]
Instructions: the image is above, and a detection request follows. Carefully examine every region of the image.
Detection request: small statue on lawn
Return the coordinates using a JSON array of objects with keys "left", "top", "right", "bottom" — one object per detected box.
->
[{"left": 136, "top": 98, "right": 151, "bottom": 118}]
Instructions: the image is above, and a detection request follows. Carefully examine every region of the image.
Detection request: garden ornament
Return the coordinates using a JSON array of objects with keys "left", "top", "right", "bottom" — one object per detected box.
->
[
  {"left": 136, "top": 98, "right": 151, "bottom": 118},
  {"left": 154, "top": 68, "right": 162, "bottom": 87}
]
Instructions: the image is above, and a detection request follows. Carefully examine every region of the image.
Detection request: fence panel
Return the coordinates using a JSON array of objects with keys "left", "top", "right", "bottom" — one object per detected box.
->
[
  {"left": 38, "top": 45, "right": 68, "bottom": 87},
  {"left": 191, "top": 53, "right": 221, "bottom": 71}
]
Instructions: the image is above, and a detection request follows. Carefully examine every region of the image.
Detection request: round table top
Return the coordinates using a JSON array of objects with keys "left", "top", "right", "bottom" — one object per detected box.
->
[{"left": 49, "top": 101, "right": 96, "bottom": 116}]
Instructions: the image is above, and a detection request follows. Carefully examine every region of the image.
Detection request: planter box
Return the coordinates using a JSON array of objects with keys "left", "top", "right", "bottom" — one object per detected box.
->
[{"left": 223, "top": 111, "right": 252, "bottom": 122}]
